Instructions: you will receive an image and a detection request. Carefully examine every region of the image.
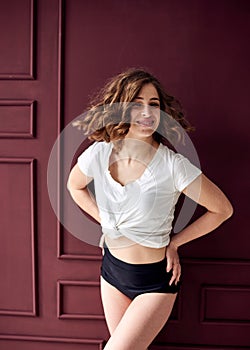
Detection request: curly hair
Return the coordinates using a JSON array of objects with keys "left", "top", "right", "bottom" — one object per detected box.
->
[{"left": 73, "top": 68, "right": 195, "bottom": 149}]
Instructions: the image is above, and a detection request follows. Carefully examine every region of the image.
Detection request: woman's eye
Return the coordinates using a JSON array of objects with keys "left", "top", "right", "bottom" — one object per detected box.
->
[
  {"left": 131, "top": 102, "right": 160, "bottom": 110},
  {"left": 132, "top": 102, "right": 143, "bottom": 108},
  {"left": 150, "top": 103, "right": 160, "bottom": 108}
]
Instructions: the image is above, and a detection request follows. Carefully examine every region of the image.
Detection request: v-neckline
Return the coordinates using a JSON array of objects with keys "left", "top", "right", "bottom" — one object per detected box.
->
[{"left": 106, "top": 142, "right": 162, "bottom": 188}]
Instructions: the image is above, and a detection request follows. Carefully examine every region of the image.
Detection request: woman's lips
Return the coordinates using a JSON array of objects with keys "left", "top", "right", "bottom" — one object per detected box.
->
[{"left": 136, "top": 119, "right": 155, "bottom": 127}]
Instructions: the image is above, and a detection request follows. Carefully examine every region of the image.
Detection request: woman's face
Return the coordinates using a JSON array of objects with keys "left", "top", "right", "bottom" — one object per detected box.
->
[{"left": 127, "top": 83, "right": 161, "bottom": 141}]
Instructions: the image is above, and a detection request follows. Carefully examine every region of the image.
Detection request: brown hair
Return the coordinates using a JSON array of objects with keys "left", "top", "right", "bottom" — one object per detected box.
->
[{"left": 73, "top": 68, "right": 195, "bottom": 148}]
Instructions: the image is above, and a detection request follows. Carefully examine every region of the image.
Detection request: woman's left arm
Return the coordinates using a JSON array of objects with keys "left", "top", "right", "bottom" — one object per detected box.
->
[
  {"left": 166, "top": 173, "right": 234, "bottom": 286},
  {"left": 170, "top": 173, "right": 234, "bottom": 249}
]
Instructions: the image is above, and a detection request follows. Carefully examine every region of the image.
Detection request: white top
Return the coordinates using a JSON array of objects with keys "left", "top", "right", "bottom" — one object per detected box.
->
[{"left": 77, "top": 141, "right": 202, "bottom": 248}]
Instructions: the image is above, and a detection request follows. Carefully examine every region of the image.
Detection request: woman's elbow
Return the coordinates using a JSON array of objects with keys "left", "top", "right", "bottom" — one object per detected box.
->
[
  {"left": 66, "top": 164, "right": 89, "bottom": 193},
  {"left": 221, "top": 199, "right": 234, "bottom": 220},
  {"left": 66, "top": 178, "right": 73, "bottom": 192},
  {"left": 227, "top": 202, "right": 234, "bottom": 218},
  {"left": 66, "top": 173, "right": 77, "bottom": 193}
]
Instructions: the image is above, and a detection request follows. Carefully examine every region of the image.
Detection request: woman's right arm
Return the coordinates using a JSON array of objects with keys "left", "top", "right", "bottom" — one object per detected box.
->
[{"left": 67, "top": 164, "right": 101, "bottom": 223}]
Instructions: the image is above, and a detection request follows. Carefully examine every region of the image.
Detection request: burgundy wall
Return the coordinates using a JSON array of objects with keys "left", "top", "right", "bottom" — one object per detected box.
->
[{"left": 0, "top": 0, "right": 249, "bottom": 349}]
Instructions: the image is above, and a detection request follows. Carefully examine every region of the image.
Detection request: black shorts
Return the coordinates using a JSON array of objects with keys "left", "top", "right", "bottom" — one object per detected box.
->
[{"left": 100, "top": 245, "right": 181, "bottom": 300}]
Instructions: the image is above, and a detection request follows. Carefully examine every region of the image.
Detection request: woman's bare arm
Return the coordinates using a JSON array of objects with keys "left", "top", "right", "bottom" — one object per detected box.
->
[
  {"left": 170, "top": 173, "right": 234, "bottom": 249},
  {"left": 67, "top": 164, "right": 101, "bottom": 223},
  {"left": 166, "top": 173, "right": 233, "bottom": 286}
]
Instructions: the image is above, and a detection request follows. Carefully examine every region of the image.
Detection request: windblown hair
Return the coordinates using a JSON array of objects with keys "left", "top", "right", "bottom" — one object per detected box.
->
[{"left": 73, "top": 68, "right": 195, "bottom": 149}]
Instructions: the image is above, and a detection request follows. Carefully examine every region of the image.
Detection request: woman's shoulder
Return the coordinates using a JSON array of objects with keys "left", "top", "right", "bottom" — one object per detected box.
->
[
  {"left": 77, "top": 141, "right": 111, "bottom": 173},
  {"left": 158, "top": 142, "right": 176, "bottom": 160},
  {"left": 158, "top": 143, "right": 190, "bottom": 171},
  {"left": 85, "top": 140, "right": 111, "bottom": 153},
  {"left": 159, "top": 143, "right": 189, "bottom": 160},
  {"left": 78, "top": 141, "right": 111, "bottom": 162}
]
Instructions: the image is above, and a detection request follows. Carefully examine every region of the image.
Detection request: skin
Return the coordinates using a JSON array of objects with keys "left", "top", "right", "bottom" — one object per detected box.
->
[{"left": 67, "top": 83, "right": 233, "bottom": 349}]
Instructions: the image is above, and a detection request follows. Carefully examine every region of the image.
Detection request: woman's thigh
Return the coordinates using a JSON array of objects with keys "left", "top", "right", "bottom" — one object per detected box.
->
[
  {"left": 103, "top": 292, "right": 177, "bottom": 350},
  {"left": 100, "top": 276, "right": 132, "bottom": 335}
]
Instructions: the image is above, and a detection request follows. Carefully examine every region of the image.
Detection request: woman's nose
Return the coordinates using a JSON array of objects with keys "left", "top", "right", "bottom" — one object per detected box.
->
[{"left": 141, "top": 105, "right": 151, "bottom": 118}]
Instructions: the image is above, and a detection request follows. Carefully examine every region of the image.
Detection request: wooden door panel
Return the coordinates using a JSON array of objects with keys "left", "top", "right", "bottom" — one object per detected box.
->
[
  {"left": 0, "top": 100, "right": 35, "bottom": 138},
  {"left": 58, "top": 229, "right": 101, "bottom": 259},
  {"left": 0, "top": 0, "right": 34, "bottom": 79},
  {"left": 0, "top": 0, "right": 68, "bottom": 341},
  {"left": 0, "top": 336, "right": 103, "bottom": 350},
  {"left": 0, "top": 158, "right": 36, "bottom": 317},
  {"left": 152, "top": 261, "right": 250, "bottom": 345}
]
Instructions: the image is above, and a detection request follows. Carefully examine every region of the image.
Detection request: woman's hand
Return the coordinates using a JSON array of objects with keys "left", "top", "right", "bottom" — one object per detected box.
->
[{"left": 166, "top": 241, "right": 181, "bottom": 286}]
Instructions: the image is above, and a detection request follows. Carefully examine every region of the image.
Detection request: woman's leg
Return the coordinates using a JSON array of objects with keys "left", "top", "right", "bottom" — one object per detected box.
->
[
  {"left": 100, "top": 276, "right": 132, "bottom": 335},
  {"left": 103, "top": 292, "right": 177, "bottom": 350}
]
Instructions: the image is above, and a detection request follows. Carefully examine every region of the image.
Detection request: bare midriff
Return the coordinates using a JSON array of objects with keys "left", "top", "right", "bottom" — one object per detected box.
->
[{"left": 104, "top": 236, "right": 167, "bottom": 264}]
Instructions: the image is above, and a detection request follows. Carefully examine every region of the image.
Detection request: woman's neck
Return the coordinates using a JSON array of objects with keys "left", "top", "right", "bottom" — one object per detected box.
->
[{"left": 114, "top": 137, "right": 159, "bottom": 161}]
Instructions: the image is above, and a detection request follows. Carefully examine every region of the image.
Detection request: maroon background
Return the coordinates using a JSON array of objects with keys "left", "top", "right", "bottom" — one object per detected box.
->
[{"left": 0, "top": 0, "right": 249, "bottom": 349}]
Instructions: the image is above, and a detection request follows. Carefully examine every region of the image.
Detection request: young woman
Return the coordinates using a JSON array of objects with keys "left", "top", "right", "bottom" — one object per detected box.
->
[{"left": 67, "top": 68, "right": 233, "bottom": 350}]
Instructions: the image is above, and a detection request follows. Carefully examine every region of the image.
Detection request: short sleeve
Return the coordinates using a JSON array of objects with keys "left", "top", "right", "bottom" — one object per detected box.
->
[
  {"left": 172, "top": 153, "right": 202, "bottom": 192},
  {"left": 77, "top": 141, "right": 99, "bottom": 177}
]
